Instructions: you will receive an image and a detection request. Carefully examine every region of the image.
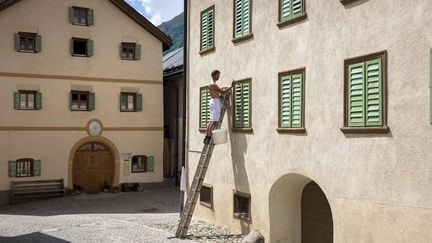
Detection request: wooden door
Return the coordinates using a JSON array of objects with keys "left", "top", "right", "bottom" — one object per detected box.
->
[
  {"left": 301, "top": 181, "right": 333, "bottom": 243},
  {"left": 84, "top": 152, "right": 100, "bottom": 193}
]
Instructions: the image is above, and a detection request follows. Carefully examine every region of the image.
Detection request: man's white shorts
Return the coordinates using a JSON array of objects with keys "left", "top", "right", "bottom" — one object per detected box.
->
[{"left": 209, "top": 98, "right": 221, "bottom": 122}]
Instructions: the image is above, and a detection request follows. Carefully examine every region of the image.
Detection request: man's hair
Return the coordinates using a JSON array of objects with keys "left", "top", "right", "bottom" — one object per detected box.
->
[{"left": 211, "top": 70, "right": 220, "bottom": 78}]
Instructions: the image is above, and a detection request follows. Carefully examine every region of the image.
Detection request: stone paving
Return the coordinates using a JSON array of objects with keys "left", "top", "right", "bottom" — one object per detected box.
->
[{"left": 0, "top": 187, "right": 243, "bottom": 243}]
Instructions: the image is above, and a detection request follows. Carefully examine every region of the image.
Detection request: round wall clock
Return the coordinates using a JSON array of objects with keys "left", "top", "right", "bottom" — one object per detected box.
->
[{"left": 87, "top": 119, "right": 103, "bottom": 137}]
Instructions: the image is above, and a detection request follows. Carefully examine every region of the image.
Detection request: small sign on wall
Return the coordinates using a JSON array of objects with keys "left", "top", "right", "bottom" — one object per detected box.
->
[
  {"left": 123, "top": 160, "right": 131, "bottom": 177},
  {"left": 120, "top": 152, "right": 132, "bottom": 161}
]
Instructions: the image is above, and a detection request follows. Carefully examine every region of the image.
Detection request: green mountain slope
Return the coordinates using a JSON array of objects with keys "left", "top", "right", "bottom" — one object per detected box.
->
[{"left": 158, "top": 12, "right": 184, "bottom": 54}]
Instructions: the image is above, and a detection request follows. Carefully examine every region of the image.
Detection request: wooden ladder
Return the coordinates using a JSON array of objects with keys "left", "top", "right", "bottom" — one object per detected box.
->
[{"left": 175, "top": 91, "right": 231, "bottom": 239}]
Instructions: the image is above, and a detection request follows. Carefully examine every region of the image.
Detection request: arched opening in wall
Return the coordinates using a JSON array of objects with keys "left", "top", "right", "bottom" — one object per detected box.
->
[
  {"left": 269, "top": 173, "right": 333, "bottom": 243},
  {"left": 72, "top": 142, "right": 114, "bottom": 193},
  {"left": 301, "top": 181, "right": 333, "bottom": 243}
]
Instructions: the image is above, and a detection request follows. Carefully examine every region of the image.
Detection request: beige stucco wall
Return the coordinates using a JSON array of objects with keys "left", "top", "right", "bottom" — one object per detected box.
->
[
  {"left": 0, "top": 0, "right": 165, "bottom": 192},
  {"left": 187, "top": 0, "right": 432, "bottom": 242}
]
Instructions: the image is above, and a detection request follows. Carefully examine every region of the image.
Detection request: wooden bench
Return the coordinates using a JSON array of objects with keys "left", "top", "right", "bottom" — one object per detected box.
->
[{"left": 10, "top": 179, "right": 65, "bottom": 204}]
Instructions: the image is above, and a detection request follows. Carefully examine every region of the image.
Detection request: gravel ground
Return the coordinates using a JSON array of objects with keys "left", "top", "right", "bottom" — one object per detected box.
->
[{"left": 0, "top": 187, "right": 244, "bottom": 243}]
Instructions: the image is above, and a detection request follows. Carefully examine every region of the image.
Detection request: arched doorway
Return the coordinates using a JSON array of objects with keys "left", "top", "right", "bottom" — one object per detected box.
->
[
  {"left": 301, "top": 181, "right": 333, "bottom": 243},
  {"left": 269, "top": 173, "right": 333, "bottom": 243},
  {"left": 72, "top": 142, "right": 114, "bottom": 193}
]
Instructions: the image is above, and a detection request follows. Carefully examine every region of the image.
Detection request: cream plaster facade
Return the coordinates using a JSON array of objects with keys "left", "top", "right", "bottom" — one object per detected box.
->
[
  {"left": 186, "top": 0, "right": 432, "bottom": 242},
  {"left": 0, "top": 0, "right": 169, "bottom": 204}
]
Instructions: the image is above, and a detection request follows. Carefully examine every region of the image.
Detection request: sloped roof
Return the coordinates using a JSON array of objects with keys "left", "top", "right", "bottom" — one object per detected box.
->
[
  {"left": 163, "top": 47, "right": 183, "bottom": 78},
  {"left": 0, "top": 0, "right": 172, "bottom": 50}
]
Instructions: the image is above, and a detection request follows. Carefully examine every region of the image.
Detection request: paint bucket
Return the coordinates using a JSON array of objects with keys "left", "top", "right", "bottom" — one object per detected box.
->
[{"left": 212, "top": 129, "right": 228, "bottom": 144}]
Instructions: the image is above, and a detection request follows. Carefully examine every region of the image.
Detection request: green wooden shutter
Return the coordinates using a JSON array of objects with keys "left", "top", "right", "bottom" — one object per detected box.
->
[
  {"left": 291, "top": 74, "right": 303, "bottom": 128},
  {"left": 69, "top": 7, "right": 75, "bottom": 24},
  {"left": 119, "top": 43, "right": 123, "bottom": 59},
  {"left": 207, "top": 9, "right": 214, "bottom": 48},
  {"left": 69, "top": 91, "right": 73, "bottom": 110},
  {"left": 33, "top": 160, "right": 41, "bottom": 176},
  {"left": 147, "top": 156, "right": 154, "bottom": 172},
  {"left": 199, "top": 88, "right": 210, "bottom": 128},
  {"left": 14, "top": 92, "right": 20, "bottom": 110},
  {"left": 87, "top": 9, "right": 94, "bottom": 26},
  {"left": 120, "top": 93, "right": 126, "bottom": 111},
  {"left": 88, "top": 92, "right": 95, "bottom": 111},
  {"left": 280, "top": 75, "right": 292, "bottom": 128},
  {"left": 234, "top": 0, "right": 243, "bottom": 38},
  {"left": 70, "top": 39, "right": 74, "bottom": 55},
  {"left": 86, "top": 40, "right": 93, "bottom": 57},
  {"left": 348, "top": 62, "right": 365, "bottom": 127},
  {"left": 14, "top": 33, "right": 20, "bottom": 51},
  {"left": 242, "top": 82, "right": 250, "bottom": 127},
  {"left": 281, "top": 0, "right": 291, "bottom": 20},
  {"left": 201, "top": 11, "right": 208, "bottom": 50},
  {"left": 135, "top": 44, "right": 141, "bottom": 60},
  {"left": 8, "top": 161, "right": 16, "bottom": 177},
  {"left": 35, "top": 35, "right": 41, "bottom": 53},
  {"left": 242, "top": 0, "right": 250, "bottom": 35},
  {"left": 365, "top": 58, "right": 382, "bottom": 126},
  {"left": 35, "top": 92, "right": 42, "bottom": 110},
  {"left": 292, "top": 0, "right": 302, "bottom": 16},
  {"left": 234, "top": 83, "right": 243, "bottom": 127},
  {"left": 136, "top": 94, "right": 143, "bottom": 112}
]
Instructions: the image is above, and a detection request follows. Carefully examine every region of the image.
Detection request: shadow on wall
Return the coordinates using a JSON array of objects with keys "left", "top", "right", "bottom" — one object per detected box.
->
[
  {"left": 0, "top": 232, "right": 68, "bottom": 242},
  {"left": 0, "top": 187, "right": 180, "bottom": 216},
  {"left": 226, "top": 101, "right": 251, "bottom": 235},
  {"left": 343, "top": 0, "right": 371, "bottom": 9}
]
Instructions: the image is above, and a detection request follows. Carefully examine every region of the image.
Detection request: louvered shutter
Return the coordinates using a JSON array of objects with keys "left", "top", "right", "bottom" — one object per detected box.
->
[
  {"left": 33, "top": 160, "right": 41, "bottom": 176},
  {"left": 8, "top": 161, "right": 16, "bottom": 177},
  {"left": 136, "top": 94, "right": 143, "bottom": 112},
  {"left": 292, "top": 0, "right": 302, "bottom": 16},
  {"left": 14, "top": 33, "right": 20, "bottom": 51},
  {"left": 234, "top": 0, "right": 243, "bottom": 38},
  {"left": 69, "top": 91, "right": 73, "bottom": 110},
  {"left": 86, "top": 40, "right": 93, "bottom": 57},
  {"left": 88, "top": 92, "right": 95, "bottom": 111},
  {"left": 13, "top": 92, "right": 20, "bottom": 110},
  {"left": 147, "top": 156, "right": 154, "bottom": 172},
  {"left": 365, "top": 59, "right": 382, "bottom": 126},
  {"left": 281, "top": 0, "right": 291, "bottom": 20},
  {"left": 35, "top": 92, "right": 42, "bottom": 110},
  {"left": 207, "top": 9, "right": 214, "bottom": 48},
  {"left": 119, "top": 43, "right": 124, "bottom": 59},
  {"left": 87, "top": 9, "right": 94, "bottom": 26},
  {"left": 70, "top": 39, "right": 74, "bottom": 55},
  {"left": 69, "top": 7, "right": 74, "bottom": 24},
  {"left": 201, "top": 11, "right": 208, "bottom": 50},
  {"left": 234, "top": 83, "right": 244, "bottom": 127},
  {"left": 200, "top": 88, "right": 210, "bottom": 128},
  {"left": 135, "top": 44, "right": 141, "bottom": 60},
  {"left": 280, "top": 75, "right": 292, "bottom": 128},
  {"left": 35, "top": 35, "right": 41, "bottom": 53},
  {"left": 120, "top": 93, "right": 126, "bottom": 111},
  {"left": 291, "top": 74, "right": 303, "bottom": 127},
  {"left": 242, "top": 0, "right": 250, "bottom": 35},
  {"left": 242, "top": 82, "right": 250, "bottom": 127},
  {"left": 348, "top": 62, "right": 365, "bottom": 127}
]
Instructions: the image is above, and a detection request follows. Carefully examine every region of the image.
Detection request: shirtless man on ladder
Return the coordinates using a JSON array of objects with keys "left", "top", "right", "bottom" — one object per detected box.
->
[{"left": 203, "top": 70, "right": 232, "bottom": 144}]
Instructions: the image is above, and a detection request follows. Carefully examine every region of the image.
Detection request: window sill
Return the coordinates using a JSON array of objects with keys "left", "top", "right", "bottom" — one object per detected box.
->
[
  {"left": 233, "top": 213, "right": 251, "bottom": 223},
  {"left": 17, "top": 50, "right": 36, "bottom": 53},
  {"left": 340, "top": 0, "right": 359, "bottom": 5},
  {"left": 72, "top": 54, "right": 89, "bottom": 58},
  {"left": 340, "top": 126, "right": 390, "bottom": 134},
  {"left": 120, "top": 110, "right": 137, "bottom": 112},
  {"left": 276, "top": 128, "right": 306, "bottom": 133},
  {"left": 231, "top": 33, "right": 254, "bottom": 44},
  {"left": 277, "top": 13, "right": 307, "bottom": 29},
  {"left": 200, "top": 201, "right": 213, "bottom": 209},
  {"left": 231, "top": 128, "right": 253, "bottom": 133},
  {"left": 199, "top": 46, "right": 216, "bottom": 56},
  {"left": 72, "top": 23, "right": 89, "bottom": 27}
]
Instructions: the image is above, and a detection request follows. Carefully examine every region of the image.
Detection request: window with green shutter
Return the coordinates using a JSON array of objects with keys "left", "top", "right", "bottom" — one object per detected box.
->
[
  {"left": 14, "top": 90, "right": 42, "bottom": 110},
  {"left": 14, "top": 32, "right": 41, "bottom": 53},
  {"left": 13, "top": 158, "right": 36, "bottom": 177},
  {"left": 70, "top": 91, "right": 94, "bottom": 111},
  {"left": 120, "top": 92, "right": 142, "bottom": 112},
  {"left": 199, "top": 86, "right": 211, "bottom": 130},
  {"left": 69, "top": 6, "right": 93, "bottom": 26},
  {"left": 200, "top": 5, "right": 215, "bottom": 54},
  {"left": 147, "top": 156, "right": 154, "bottom": 172},
  {"left": 342, "top": 51, "right": 388, "bottom": 133},
  {"left": 71, "top": 38, "right": 93, "bottom": 57},
  {"left": 233, "top": 0, "right": 253, "bottom": 42},
  {"left": 120, "top": 42, "right": 141, "bottom": 60},
  {"left": 232, "top": 79, "right": 252, "bottom": 131},
  {"left": 278, "top": 69, "right": 305, "bottom": 132},
  {"left": 278, "top": 0, "right": 307, "bottom": 27}
]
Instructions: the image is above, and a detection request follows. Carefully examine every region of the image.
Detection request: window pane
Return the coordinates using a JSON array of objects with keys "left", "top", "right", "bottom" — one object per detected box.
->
[
  {"left": 128, "top": 95, "right": 134, "bottom": 110},
  {"left": 27, "top": 94, "right": 34, "bottom": 108}
]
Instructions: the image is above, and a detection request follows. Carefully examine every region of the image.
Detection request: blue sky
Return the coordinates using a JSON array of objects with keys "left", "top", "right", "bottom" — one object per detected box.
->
[{"left": 125, "top": 0, "right": 183, "bottom": 26}]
